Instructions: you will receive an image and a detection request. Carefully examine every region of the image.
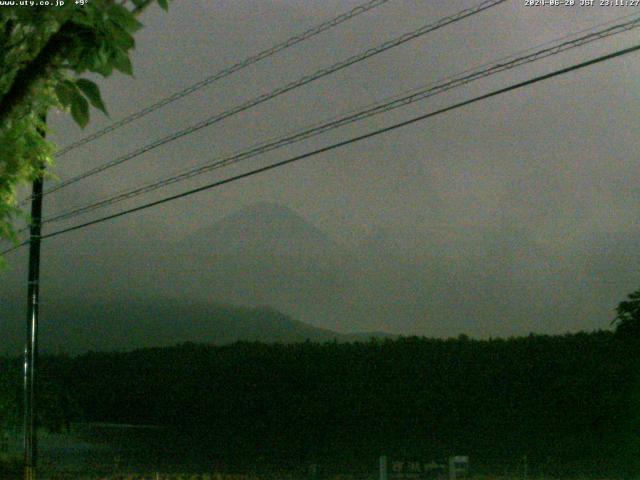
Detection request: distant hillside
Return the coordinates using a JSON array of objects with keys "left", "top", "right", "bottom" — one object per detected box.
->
[{"left": 0, "top": 297, "right": 393, "bottom": 355}]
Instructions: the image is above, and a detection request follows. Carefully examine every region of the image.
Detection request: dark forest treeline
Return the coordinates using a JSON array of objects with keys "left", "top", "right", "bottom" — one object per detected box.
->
[{"left": 1, "top": 331, "right": 639, "bottom": 476}]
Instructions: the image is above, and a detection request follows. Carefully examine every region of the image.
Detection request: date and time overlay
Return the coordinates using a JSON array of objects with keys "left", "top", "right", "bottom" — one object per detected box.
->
[
  {"left": 526, "top": 0, "right": 639, "bottom": 7},
  {"left": 0, "top": 0, "right": 639, "bottom": 8}
]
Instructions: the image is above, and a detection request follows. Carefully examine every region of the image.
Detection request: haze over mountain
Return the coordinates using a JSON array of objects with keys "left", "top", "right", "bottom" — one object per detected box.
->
[
  {"left": 1, "top": 202, "right": 638, "bottom": 355},
  {"left": 1, "top": 0, "right": 637, "bottom": 359},
  {"left": 178, "top": 202, "right": 344, "bottom": 256},
  {"left": 0, "top": 203, "right": 396, "bottom": 354}
]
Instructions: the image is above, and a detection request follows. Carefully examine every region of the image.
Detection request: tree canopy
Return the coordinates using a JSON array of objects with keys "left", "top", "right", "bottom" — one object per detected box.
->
[
  {"left": 613, "top": 286, "right": 640, "bottom": 339},
  {"left": 2, "top": 329, "right": 637, "bottom": 477},
  {"left": 0, "top": 0, "right": 170, "bottom": 247}
]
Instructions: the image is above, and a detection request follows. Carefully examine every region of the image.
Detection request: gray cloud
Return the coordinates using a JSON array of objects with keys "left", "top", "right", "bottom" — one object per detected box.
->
[{"left": 2, "top": 0, "right": 639, "bottom": 346}]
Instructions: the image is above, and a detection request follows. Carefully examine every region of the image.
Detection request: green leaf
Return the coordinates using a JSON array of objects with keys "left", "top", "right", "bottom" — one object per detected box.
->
[
  {"left": 54, "top": 81, "right": 75, "bottom": 108},
  {"left": 70, "top": 92, "right": 90, "bottom": 128},
  {"left": 93, "top": 62, "right": 114, "bottom": 77},
  {"left": 109, "top": 23, "right": 135, "bottom": 50},
  {"left": 157, "top": 0, "right": 169, "bottom": 11},
  {"left": 75, "top": 78, "right": 108, "bottom": 115},
  {"left": 70, "top": 10, "right": 95, "bottom": 28},
  {"left": 107, "top": 4, "right": 142, "bottom": 33},
  {"left": 91, "top": 43, "right": 113, "bottom": 76},
  {"left": 112, "top": 49, "right": 133, "bottom": 75}
]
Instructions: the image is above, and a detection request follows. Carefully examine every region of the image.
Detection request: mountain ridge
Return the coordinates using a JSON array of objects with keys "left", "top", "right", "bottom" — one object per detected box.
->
[{"left": 0, "top": 296, "right": 395, "bottom": 356}]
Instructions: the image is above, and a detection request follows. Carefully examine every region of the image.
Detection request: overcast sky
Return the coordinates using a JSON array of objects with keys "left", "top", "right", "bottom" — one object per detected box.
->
[{"left": 2, "top": 0, "right": 639, "bottom": 341}]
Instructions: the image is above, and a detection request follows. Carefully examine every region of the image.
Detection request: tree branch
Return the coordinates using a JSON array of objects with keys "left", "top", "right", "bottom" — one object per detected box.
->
[
  {"left": 0, "top": 28, "right": 71, "bottom": 128},
  {"left": 0, "top": 0, "right": 154, "bottom": 128}
]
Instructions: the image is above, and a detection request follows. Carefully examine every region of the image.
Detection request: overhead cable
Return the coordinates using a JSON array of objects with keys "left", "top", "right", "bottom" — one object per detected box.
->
[
  {"left": 41, "top": 16, "right": 640, "bottom": 225},
  {"left": 30, "top": 0, "right": 507, "bottom": 202},
  {"left": 0, "top": 41, "right": 634, "bottom": 256},
  {"left": 54, "top": 0, "right": 393, "bottom": 158}
]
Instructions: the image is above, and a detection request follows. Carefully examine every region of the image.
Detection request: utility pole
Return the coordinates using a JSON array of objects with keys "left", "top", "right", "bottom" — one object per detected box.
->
[{"left": 24, "top": 120, "right": 45, "bottom": 480}]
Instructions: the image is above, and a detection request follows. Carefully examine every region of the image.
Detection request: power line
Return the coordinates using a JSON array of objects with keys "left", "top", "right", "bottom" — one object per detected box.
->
[
  {"left": 29, "top": 0, "right": 507, "bottom": 203},
  {"left": 41, "top": 15, "right": 640, "bottom": 226},
  {"left": 53, "top": 0, "right": 392, "bottom": 159},
  {"left": 2, "top": 41, "right": 635, "bottom": 256},
  {"left": 1, "top": 242, "right": 25, "bottom": 255}
]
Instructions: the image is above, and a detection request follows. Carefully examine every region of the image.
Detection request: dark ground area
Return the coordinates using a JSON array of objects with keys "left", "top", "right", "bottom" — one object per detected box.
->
[{"left": 1, "top": 332, "right": 639, "bottom": 479}]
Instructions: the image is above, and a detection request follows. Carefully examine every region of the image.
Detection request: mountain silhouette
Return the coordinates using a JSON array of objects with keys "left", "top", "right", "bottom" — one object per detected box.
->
[
  {"left": 161, "top": 202, "right": 371, "bottom": 332},
  {"left": 177, "top": 202, "right": 343, "bottom": 256},
  {"left": 0, "top": 296, "right": 394, "bottom": 355}
]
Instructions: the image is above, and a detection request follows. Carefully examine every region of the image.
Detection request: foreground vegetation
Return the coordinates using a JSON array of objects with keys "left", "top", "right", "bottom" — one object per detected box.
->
[{"left": 1, "top": 327, "right": 639, "bottom": 478}]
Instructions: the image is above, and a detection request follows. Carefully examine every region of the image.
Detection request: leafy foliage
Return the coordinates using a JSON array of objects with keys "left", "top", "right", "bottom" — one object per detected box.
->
[
  {"left": 0, "top": 0, "right": 171, "bottom": 250},
  {"left": 613, "top": 287, "right": 640, "bottom": 339}
]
